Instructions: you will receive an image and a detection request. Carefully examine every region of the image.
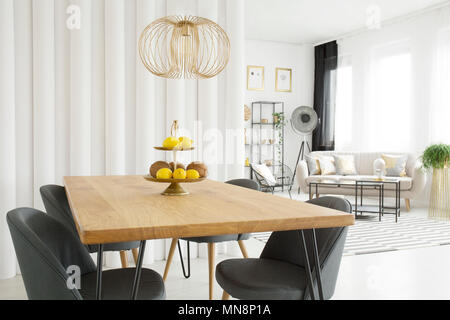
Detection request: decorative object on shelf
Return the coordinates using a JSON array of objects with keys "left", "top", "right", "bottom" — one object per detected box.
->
[
  {"left": 422, "top": 144, "right": 450, "bottom": 220},
  {"left": 245, "top": 158, "right": 250, "bottom": 167},
  {"left": 247, "top": 65, "right": 264, "bottom": 91},
  {"left": 290, "top": 106, "right": 318, "bottom": 193},
  {"left": 269, "top": 139, "right": 275, "bottom": 145},
  {"left": 139, "top": 15, "right": 230, "bottom": 79},
  {"left": 275, "top": 67, "right": 292, "bottom": 92},
  {"left": 261, "top": 118, "right": 269, "bottom": 124},
  {"left": 146, "top": 121, "right": 205, "bottom": 196},
  {"left": 265, "top": 160, "right": 273, "bottom": 167},
  {"left": 273, "top": 112, "right": 286, "bottom": 165},
  {"left": 244, "top": 105, "right": 251, "bottom": 122},
  {"left": 261, "top": 139, "right": 267, "bottom": 145}
]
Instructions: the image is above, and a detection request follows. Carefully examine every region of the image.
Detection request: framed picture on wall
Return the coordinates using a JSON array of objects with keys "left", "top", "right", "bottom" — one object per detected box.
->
[
  {"left": 275, "top": 68, "right": 292, "bottom": 92},
  {"left": 247, "top": 65, "right": 264, "bottom": 91}
]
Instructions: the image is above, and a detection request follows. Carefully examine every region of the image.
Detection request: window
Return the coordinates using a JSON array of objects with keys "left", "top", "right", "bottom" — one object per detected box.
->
[
  {"left": 335, "top": 56, "right": 353, "bottom": 150},
  {"left": 368, "top": 43, "right": 412, "bottom": 151},
  {"left": 431, "top": 28, "right": 450, "bottom": 143}
]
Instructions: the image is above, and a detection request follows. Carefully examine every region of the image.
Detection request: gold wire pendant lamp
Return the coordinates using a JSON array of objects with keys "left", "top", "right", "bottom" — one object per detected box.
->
[{"left": 139, "top": 15, "right": 230, "bottom": 79}]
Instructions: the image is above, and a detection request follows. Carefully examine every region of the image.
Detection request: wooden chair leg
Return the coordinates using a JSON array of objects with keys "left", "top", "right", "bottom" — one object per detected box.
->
[
  {"left": 237, "top": 240, "right": 249, "bottom": 258},
  {"left": 405, "top": 199, "right": 411, "bottom": 212},
  {"left": 222, "top": 291, "right": 230, "bottom": 300},
  {"left": 316, "top": 193, "right": 320, "bottom": 198},
  {"left": 208, "top": 243, "right": 215, "bottom": 300},
  {"left": 132, "top": 248, "right": 139, "bottom": 265},
  {"left": 119, "top": 250, "right": 128, "bottom": 268},
  {"left": 163, "top": 238, "right": 178, "bottom": 282}
]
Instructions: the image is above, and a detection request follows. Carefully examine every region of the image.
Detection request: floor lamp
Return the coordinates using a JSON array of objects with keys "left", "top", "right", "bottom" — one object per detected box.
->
[{"left": 289, "top": 107, "right": 318, "bottom": 194}]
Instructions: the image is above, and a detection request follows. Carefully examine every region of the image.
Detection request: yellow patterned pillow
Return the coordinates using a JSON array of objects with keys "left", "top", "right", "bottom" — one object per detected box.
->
[
  {"left": 381, "top": 154, "right": 408, "bottom": 177},
  {"left": 334, "top": 155, "right": 358, "bottom": 176},
  {"left": 318, "top": 156, "right": 336, "bottom": 176},
  {"left": 306, "top": 155, "right": 321, "bottom": 175}
]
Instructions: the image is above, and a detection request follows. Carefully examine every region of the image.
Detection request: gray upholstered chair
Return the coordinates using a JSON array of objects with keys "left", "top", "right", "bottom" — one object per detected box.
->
[
  {"left": 40, "top": 185, "right": 140, "bottom": 268},
  {"left": 215, "top": 196, "right": 351, "bottom": 300},
  {"left": 7, "top": 208, "right": 165, "bottom": 300},
  {"left": 162, "top": 179, "right": 261, "bottom": 300}
]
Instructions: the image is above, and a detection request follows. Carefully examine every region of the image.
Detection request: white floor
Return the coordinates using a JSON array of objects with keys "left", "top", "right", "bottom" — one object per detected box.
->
[{"left": 1, "top": 191, "right": 448, "bottom": 300}]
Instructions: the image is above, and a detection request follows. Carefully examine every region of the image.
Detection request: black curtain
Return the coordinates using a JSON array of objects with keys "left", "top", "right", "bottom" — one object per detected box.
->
[{"left": 312, "top": 41, "right": 337, "bottom": 151}]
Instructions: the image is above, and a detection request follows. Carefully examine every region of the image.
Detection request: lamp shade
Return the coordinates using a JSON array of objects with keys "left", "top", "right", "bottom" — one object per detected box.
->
[{"left": 139, "top": 15, "right": 230, "bottom": 79}]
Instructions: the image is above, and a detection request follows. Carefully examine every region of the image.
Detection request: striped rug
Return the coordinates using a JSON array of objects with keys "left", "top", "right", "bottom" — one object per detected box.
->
[{"left": 252, "top": 216, "right": 450, "bottom": 256}]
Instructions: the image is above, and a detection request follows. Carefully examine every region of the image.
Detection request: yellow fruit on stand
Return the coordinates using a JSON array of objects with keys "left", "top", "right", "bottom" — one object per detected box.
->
[
  {"left": 163, "top": 136, "right": 179, "bottom": 149},
  {"left": 178, "top": 137, "right": 193, "bottom": 149},
  {"left": 186, "top": 169, "right": 200, "bottom": 179},
  {"left": 173, "top": 168, "right": 187, "bottom": 179},
  {"left": 156, "top": 168, "right": 172, "bottom": 179}
]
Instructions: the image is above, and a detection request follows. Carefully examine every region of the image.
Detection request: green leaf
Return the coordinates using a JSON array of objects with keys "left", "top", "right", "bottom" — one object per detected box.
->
[{"left": 421, "top": 144, "right": 450, "bottom": 169}]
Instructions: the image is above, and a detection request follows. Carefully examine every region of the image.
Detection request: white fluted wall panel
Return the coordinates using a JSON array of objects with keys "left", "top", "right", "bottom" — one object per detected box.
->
[
  {"left": 0, "top": 0, "right": 246, "bottom": 278},
  {"left": 33, "top": 0, "right": 56, "bottom": 209},
  {"left": 91, "top": 0, "right": 106, "bottom": 176},
  {"left": 71, "top": 0, "right": 92, "bottom": 176},
  {"left": 225, "top": 0, "right": 245, "bottom": 181},
  {"left": 55, "top": 0, "right": 71, "bottom": 185},
  {"left": 14, "top": 0, "right": 34, "bottom": 209},
  {"left": 0, "top": 0, "right": 18, "bottom": 280}
]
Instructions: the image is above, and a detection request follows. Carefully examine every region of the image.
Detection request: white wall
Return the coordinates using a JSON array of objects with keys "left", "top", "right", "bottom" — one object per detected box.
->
[
  {"left": 244, "top": 40, "right": 314, "bottom": 186},
  {"left": 0, "top": 0, "right": 246, "bottom": 278}
]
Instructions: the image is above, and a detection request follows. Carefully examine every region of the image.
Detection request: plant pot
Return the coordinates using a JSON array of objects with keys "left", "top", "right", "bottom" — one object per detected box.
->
[
  {"left": 429, "top": 167, "right": 450, "bottom": 220},
  {"left": 273, "top": 116, "right": 279, "bottom": 123}
]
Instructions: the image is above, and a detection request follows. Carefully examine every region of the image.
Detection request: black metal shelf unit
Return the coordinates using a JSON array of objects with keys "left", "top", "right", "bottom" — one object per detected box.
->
[{"left": 246, "top": 101, "right": 286, "bottom": 190}]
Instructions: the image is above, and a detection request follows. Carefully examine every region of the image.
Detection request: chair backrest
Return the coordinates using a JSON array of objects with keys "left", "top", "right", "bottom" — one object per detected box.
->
[
  {"left": 40, "top": 185, "right": 79, "bottom": 237},
  {"left": 225, "top": 179, "right": 260, "bottom": 240},
  {"left": 260, "top": 196, "right": 351, "bottom": 299},
  {"left": 7, "top": 208, "right": 96, "bottom": 300},
  {"left": 226, "top": 179, "right": 261, "bottom": 191}
]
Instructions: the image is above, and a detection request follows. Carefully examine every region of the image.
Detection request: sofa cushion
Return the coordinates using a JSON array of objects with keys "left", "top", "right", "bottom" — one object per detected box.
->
[
  {"left": 381, "top": 154, "right": 408, "bottom": 177},
  {"left": 305, "top": 155, "right": 321, "bottom": 175},
  {"left": 309, "top": 151, "right": 416, "bottom": 177},
  {"left": 318, "top": 157, "right": 336, "bottom": 175},
  {"left": 334, "top": 155, "right": 358, "bottom": 175}
]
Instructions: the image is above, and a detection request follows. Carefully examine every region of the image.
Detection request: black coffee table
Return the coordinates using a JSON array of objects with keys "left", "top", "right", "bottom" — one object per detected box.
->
[{"left": 309, "top": 179, "right": 401, "bottom": 222}]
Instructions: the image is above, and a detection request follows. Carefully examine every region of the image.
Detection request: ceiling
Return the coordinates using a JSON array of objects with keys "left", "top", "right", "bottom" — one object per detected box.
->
[{"left": 245, "top": 0, "right": 450, "bottom": 44}]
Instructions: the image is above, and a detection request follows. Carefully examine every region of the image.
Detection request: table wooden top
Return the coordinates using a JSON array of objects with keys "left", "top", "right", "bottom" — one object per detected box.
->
[{"left": 64, "top": 175, "right": 355, "bottom": 245}]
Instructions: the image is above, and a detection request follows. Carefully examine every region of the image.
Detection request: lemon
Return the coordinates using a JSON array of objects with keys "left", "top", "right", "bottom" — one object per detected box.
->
[
  {"left": 163, "top": 136, "right": 179, "bottom": 149},
  {"left": 156, "top": 168, "right": 172, "bottom": 179},
  {"left": 186, "top": 169, "right": 200, "bottom": 179},
  {"left": 173, "top": 168, "right": 187, "bottom": 179},
  {"left": 178, "top": 137, "right": 193, "bottom": 149}
]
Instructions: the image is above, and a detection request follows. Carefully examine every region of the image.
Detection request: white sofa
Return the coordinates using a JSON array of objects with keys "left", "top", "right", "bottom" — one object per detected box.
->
[{"left": 296, "top": 151, "right": 427, "bottom": 211}]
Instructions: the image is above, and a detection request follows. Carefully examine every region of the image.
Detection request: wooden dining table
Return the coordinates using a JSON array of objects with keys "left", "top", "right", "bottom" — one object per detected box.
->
[{"left": 64, "top": 175, "right": 354, "bottom": 300}]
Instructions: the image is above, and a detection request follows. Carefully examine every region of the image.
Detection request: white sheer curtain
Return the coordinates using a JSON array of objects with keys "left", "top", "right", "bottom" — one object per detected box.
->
[
  {"left": 335, "top": 4, "right": 450, "bottom": 154},
  {"left": 0, "top": 0, "right": 245, "bottom": 279}
]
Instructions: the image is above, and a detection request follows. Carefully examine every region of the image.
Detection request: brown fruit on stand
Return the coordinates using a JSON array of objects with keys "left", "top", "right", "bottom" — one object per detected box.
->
[
  {"left": 150, "top": 161, "right": 171, "bottom": 178},
  {"left": 169, "top": 162, "right": 186, "bottom": 171},
  {"left": 186, "top": 162, "right": 208, "bottom": 178}
]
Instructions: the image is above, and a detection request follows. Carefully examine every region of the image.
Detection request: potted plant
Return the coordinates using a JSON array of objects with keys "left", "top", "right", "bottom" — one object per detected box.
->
[
  {"left": 272, "top": 112, "right": 286, "bottom": 165},
  {"left": 422, "top": 144, "right": 450, "bottom": 220}
]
